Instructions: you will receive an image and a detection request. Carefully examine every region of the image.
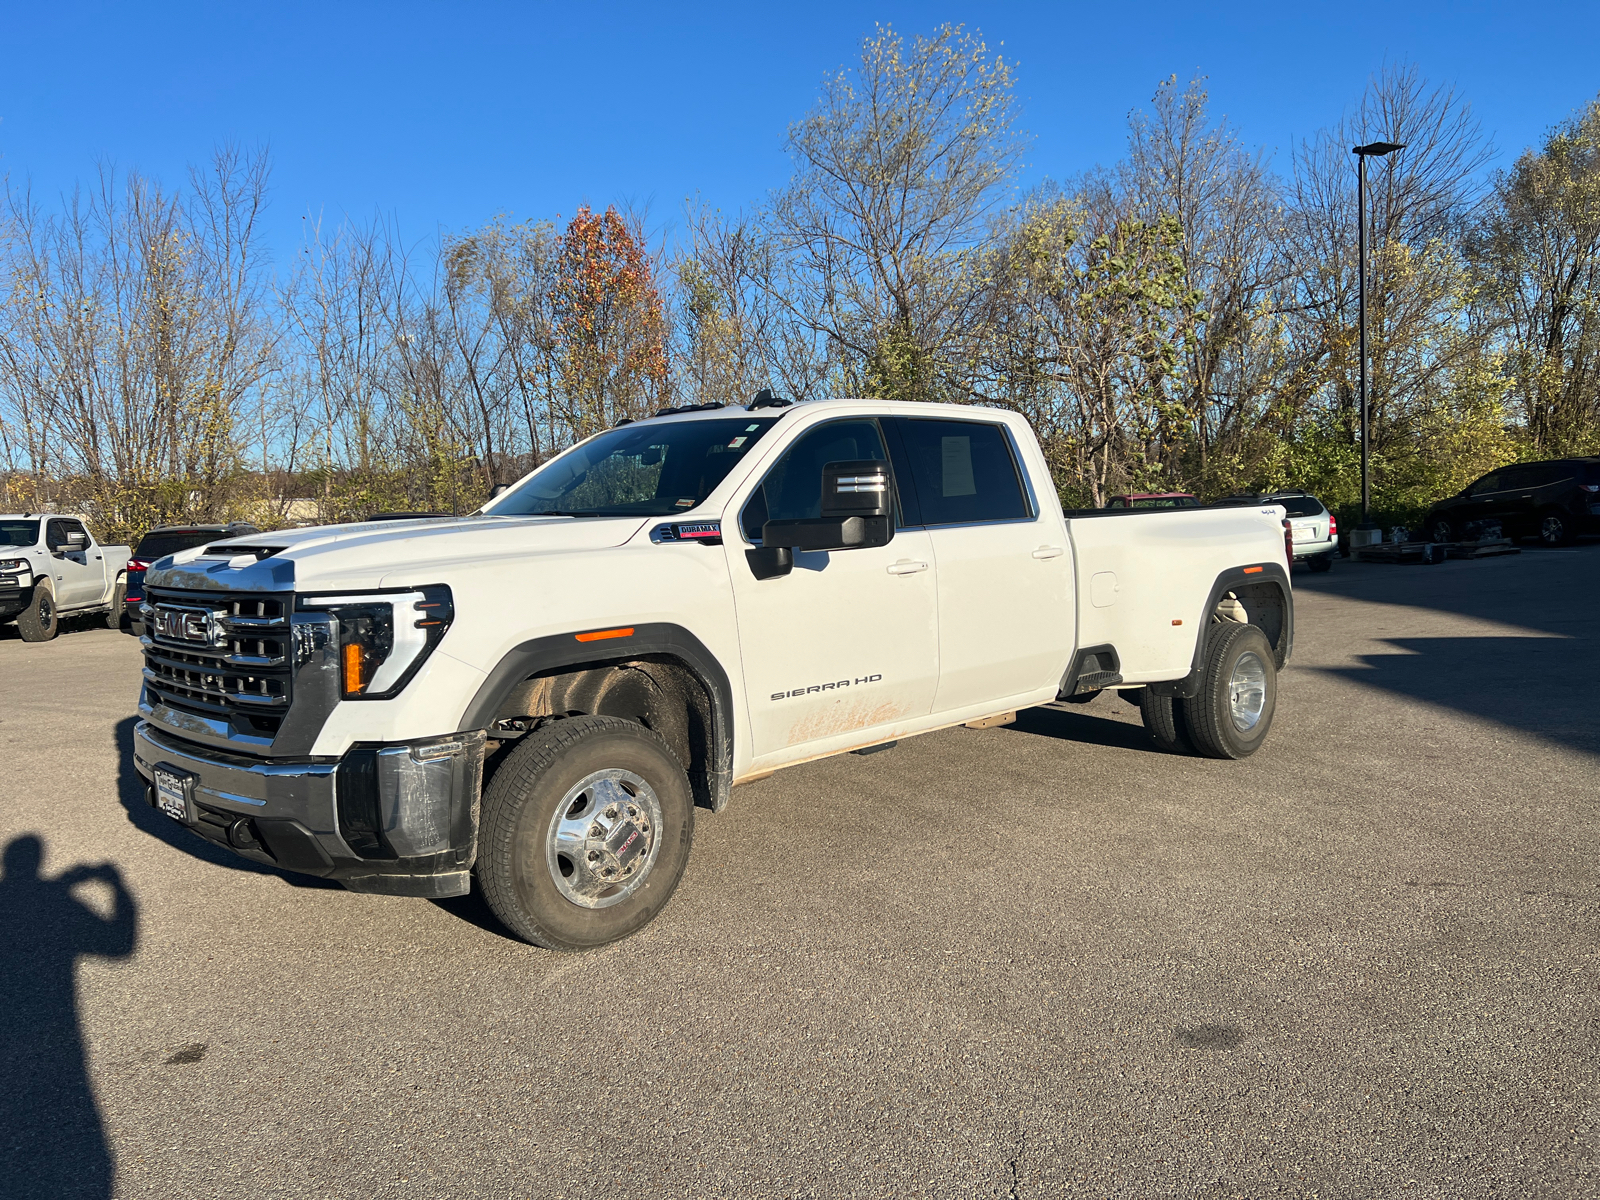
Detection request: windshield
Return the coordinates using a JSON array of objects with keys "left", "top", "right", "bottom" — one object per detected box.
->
[
  {"left": 490, "top": 418, "right": 780, "bottom": 518},
  {"left": 0, "top": 519, "right": 39, "bottom": 547}
]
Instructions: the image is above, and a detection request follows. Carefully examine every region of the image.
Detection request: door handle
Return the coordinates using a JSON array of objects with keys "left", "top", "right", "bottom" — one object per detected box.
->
[
  {"left": 886, "top": 560, "right": 929, "bottom": 575},
  {"left": 1032, "top": 546, "right": 1065, "bottom": 560}
]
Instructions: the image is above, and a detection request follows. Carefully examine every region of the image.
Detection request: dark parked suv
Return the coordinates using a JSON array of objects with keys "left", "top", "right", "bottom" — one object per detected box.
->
[
  {"left": 124, "top": 522, "right": 260, "bottom": 633},
  {"left": 1422, "top": 459, "right": 1600, "bottom": 546}
]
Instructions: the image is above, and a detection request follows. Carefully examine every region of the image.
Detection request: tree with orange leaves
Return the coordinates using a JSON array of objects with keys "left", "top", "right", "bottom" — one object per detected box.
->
[{"left": 552, "top": 205, "right": 669, "bottom": 438}]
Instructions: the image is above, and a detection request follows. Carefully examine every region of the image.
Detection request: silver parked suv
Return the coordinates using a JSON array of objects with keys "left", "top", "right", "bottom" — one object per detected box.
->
[{"left": 1215, "top": 490, "right": 1337, "bottom": 572}]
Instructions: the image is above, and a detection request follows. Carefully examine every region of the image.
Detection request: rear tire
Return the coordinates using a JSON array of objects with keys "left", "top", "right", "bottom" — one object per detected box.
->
[
  {"left": 1307, "top": 553, "right": 1333, "bottom": 573},
  {"left": 478, "top": 714, "right": 694, "bottom": 951},
  {"left": 1538, "top": 509, "right": 1571, "bottom": 546},
  {"left": 17, "top": 586, "right": 58, "bottom": 642},
  {"left": 106, "top": 578, "right": 126, "bottom": 628},
  {"left": 1429, "top": 517, "right": 1455, "bottom": 544},
  {"left": 1183, "top": 623, "right": 1277, "bottom": 760},
  {"left": 1139, "top": 687, "right": 1195, "bottom": 755}
]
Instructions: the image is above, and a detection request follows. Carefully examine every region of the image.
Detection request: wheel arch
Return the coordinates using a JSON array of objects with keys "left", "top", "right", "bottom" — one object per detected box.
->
[
  {"left": 458, "top": 623, "right": 735, "bottom": 813},
  {"left": 1155, "top": 562, "right": 1293, "bottom": 698}
]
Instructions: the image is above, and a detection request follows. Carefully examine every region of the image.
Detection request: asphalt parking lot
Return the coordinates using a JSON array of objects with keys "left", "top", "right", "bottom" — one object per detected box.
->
[{"left": 2, "top": 546, "right": 1596, "bottom": 1199}]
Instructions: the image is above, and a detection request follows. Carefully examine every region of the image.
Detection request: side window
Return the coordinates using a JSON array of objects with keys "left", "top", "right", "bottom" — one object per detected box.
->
[
  {"left": 892, "top": 418, "right": 1030, "bottom": 526},
  {"left": 740, "top": 420, "right": 891, "bottom": 542},
  {"left": 65, "top": 519, "right": 89, "bottom": 544},
  {"left": 45, "top": 519, "right": 67, "bottom": 548},
  {"left": 1467, "top": 472, "right": 1503, "bottom": 497},
  {"left": 1499, "top": 464, "right": 1546, "bottom": 492}
]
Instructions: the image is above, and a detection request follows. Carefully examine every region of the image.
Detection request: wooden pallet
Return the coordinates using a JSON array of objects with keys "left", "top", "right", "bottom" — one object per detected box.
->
[{"left": 1354, "top": 538, "right": 1520, "bottom": 564}]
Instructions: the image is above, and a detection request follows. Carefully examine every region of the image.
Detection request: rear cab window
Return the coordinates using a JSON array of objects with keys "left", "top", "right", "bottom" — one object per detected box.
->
[
  {"left": 888, "top": 417, "right": 1032, "bottom": 527},
  {"left": 135, "top": 530, "right": 222, "bottom": 559}
]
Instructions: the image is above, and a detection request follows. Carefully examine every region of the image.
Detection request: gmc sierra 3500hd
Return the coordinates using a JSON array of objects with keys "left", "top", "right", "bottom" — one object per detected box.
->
[
  {"left": 133, "top": 398, "right": 1293, "bottom": 950},
  {"left": 1, "top": 514, "right": 130, "bottom": 640}
]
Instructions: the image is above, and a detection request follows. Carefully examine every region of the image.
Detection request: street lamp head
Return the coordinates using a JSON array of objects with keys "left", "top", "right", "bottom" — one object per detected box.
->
[{"left": 1353, "top": 141, "right": 1405, "bottom": 157}]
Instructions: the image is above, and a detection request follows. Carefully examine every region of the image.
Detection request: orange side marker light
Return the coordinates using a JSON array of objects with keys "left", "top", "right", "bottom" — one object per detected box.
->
[
  {"left": 342, "top": 641, "right": 364, "bottom": 693},
  {"left": 575, "top": 627, "right": 635, "bottom": 643},
  {"left": 1243, "top": 566, "right": 1263, "bottom": 574}
]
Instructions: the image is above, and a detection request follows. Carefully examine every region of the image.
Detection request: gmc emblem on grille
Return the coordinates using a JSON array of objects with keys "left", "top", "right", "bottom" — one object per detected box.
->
[{"left": 154, "top": 607, "right": 225, "bottom": 646}]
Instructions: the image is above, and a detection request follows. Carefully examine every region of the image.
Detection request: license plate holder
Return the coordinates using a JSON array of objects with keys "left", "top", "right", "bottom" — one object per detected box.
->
[{"left": 153, "top": 765, "right": 195, "bottom": 823}]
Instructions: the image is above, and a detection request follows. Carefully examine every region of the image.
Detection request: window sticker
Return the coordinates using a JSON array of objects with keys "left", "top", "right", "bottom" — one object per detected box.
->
[
  {"left": 674, "top": 498, "right": 694, "bottom": 507},
  {"left": 941, "top": 436, "right": 976, "bottom": 497},
  {"left": 729, "top": 436, "right": 748, "bottom": 448},
  {"left": 746, "top": 424, "right": 760, "bottom": 431}
]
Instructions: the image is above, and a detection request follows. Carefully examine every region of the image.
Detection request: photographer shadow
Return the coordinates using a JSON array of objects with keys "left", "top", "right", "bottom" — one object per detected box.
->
[{"left": 0, "top": 835, "right": 137, "bottom": 1199}]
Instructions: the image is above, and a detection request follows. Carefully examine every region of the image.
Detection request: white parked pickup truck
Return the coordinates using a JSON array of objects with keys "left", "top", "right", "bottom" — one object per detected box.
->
[
  {"left": 133, "top": 399, "right": 1294, "bottom": 949},
  {"left": 0, "top": 514, "right": 130, "bottom": 640}
]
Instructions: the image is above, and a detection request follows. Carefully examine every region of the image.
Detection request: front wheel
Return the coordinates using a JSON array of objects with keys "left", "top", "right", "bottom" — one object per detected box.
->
[
  {"left": 16, "top": 586, "right": 59, "bottom": 642},
  {"left": 1183, "top": 623, "right": 1278, "bottom": 760},
  {"left": 478, "top": 715, "right": 694, "bottom": 950},
  {"left": 1429, "top": 517, "right": 1455, "bottom": 545}
]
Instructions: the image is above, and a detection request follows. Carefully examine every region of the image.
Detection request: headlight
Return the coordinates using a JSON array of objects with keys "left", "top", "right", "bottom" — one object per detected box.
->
[
  {"left": 0, "top": 558, "right": 28, "bottom": 572},
  {"left": 298, "top": 585, "right": 454, "bottom": 700}
]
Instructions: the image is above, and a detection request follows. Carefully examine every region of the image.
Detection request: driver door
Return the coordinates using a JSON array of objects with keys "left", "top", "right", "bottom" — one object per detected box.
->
[
  {"left": 46, "top": 519, "right": 101, "bottom": 606},
  {"left": 724, "top": 418, "right": 939, "bottom": 765}
]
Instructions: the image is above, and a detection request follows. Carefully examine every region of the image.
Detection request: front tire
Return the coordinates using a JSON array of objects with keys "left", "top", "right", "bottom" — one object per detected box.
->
[
  {"left": 1429, "top": 517, "right": 1455, "bottom": 544},
  {"left": 17, "top": 586, "right": 59, "bottom": 642},
  {"left": 478, "top": 715, "right": 694, "bottom": 951},
  {"left": 1183, "top": 623, "right": 1278, "bottom": 760}
]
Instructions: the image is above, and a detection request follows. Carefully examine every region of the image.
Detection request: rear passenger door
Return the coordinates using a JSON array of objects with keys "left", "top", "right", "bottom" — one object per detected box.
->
[
  {"left": 1493, "top": 464, "right": 1549, "bottom": 535},
  {"left": 886, "top": 417, "right": 1073, "bottom": 715}
]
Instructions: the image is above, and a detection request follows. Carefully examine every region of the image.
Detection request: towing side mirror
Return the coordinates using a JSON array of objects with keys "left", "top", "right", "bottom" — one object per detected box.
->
[{"left": 761, "top": 459, "right": 895, "bottom": 553}]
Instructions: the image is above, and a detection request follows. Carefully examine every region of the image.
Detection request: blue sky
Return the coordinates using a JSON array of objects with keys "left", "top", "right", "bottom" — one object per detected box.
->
[{"left": 2, "top": 1, "right": 1597, "bottom": 261}]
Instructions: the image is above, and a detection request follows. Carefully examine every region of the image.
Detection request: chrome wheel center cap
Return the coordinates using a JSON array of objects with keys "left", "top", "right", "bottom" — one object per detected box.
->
[
  {"left": 546, "top": 770, "right": 662, "bottom": 910},
  {"left": 1228, "top": 651, "right": 1267, "bottom": 733}
]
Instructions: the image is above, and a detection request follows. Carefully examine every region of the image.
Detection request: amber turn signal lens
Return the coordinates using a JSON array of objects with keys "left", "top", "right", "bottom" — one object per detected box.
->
[{"left": 342, "top": 640, "right": 365, "bottom": 694}]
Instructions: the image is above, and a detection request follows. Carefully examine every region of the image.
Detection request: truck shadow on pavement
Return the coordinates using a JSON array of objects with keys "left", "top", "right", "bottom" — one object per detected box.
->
[
  {"left": 114, "top": 717, "right": 340, "bottom": 888},
  {"left": 0, "top": 834, "right": 137, "bottom": 1199},
  {"left": 1002, "top": 700, "right": 1164, "bottom": 752}
]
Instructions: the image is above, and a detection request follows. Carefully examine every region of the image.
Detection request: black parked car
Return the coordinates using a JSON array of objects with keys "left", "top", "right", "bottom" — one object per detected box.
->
[
  {"left": 1422, "top": 459, "right": 1600, "bottom": 546},
  {"left": 124, "top": 522, "right": 260, "bottom": 633}
]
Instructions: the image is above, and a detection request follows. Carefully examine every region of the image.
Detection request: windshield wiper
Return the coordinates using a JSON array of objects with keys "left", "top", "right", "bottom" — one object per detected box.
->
[{"left": 528, "top": 509, "right": 607, "bottom": 517}]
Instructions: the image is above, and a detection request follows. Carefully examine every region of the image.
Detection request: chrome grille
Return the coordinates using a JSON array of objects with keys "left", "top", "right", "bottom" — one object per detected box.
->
[{"left": 142, "top": 587, "right": 294, "bottom": 735}]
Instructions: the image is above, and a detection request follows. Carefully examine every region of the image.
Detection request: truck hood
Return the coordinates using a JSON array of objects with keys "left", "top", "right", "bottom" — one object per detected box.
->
[
  {"left": 147, "top": 515, "right": 650, "bottom": 593},
  {"left": 0, "top": 543, "right": 34, "bottom": 556}
]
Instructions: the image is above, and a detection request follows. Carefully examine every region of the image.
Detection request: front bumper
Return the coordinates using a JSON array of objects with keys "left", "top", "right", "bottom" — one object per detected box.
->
[{"left": 132, "top": 720, "right": 486, "bottom": 896}]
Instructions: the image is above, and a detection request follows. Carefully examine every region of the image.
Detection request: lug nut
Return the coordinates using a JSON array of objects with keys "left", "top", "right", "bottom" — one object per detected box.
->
[
  {"left": 626, "top": 805, "right": 638, "bottom": 817},
  {"left": 605, "top": 806, "right": 619, "bottom": 819},
  {"left": 587, "top": 850, "right": 600, "bottom": 862},
  {"left": 589, "top": 824, "right": 603, "bottom": 838}
]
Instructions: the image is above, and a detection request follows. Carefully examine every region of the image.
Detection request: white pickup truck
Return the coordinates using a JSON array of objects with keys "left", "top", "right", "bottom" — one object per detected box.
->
[
  {"left": 133, "top": 399, "right": 1293, "bottom": 949},
  {"left": 0, "top": 514, "right": 130, "bottom": 640}
]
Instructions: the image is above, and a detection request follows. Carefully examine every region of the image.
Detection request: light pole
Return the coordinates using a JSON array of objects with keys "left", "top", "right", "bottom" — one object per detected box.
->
[{"left": 1352, "top": 140, "right": 1403, "bottom": 529}]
